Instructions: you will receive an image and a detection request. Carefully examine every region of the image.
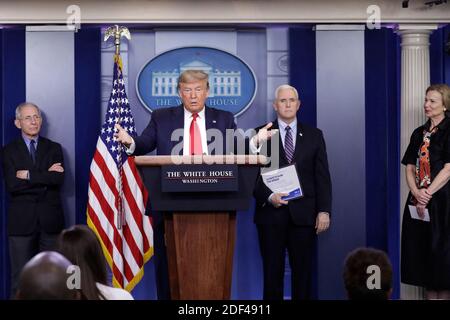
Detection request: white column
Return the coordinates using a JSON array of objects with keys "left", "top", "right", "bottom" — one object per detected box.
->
[{"left": 397, "top": 24, "right": 437, "bottom": 300}]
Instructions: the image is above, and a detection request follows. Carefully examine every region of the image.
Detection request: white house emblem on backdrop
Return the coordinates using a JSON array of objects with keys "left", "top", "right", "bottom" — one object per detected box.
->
[
  {"left": 136, "top": 47, "right": 257, "bottom": 116},
  {"left": 152, "top": 60, "right": 241, "bottom": 98}
]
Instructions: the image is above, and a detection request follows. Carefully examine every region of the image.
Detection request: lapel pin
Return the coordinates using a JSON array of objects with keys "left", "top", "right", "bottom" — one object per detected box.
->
[
  {"left": 212, "top": 120, "right": 217, "bottom": 123},
  {"left": 299, "top": 133, "right": 303, "bottom": 137}
]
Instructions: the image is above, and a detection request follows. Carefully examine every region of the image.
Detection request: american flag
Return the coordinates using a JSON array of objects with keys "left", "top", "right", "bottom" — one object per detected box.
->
[{"left": 87, "top": 54, "right": 153, "bottom": 291}]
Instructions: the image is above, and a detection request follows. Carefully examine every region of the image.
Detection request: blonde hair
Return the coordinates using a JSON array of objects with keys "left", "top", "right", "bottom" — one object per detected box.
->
[
  {"left": 426, "top": 84, "right": 450, "bottom": 116},
  {"left": 177, "top": 70, "right": 210, "bottom": 90}
]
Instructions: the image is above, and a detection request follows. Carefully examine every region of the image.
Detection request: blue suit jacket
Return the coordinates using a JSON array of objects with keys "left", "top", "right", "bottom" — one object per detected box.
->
[{"left": 133, "top": 105, "right": 236, "bottom": 156}]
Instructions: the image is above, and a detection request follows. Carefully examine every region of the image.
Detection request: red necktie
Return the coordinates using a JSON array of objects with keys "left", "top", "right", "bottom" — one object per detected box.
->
[{"left": 189, "top": 113, "right": 203, "bottom": 155}]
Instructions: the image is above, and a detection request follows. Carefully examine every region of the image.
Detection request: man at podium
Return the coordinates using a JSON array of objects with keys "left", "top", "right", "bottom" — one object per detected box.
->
[{"left": 114, "top": 69, "right": 236, "bottom": 299}]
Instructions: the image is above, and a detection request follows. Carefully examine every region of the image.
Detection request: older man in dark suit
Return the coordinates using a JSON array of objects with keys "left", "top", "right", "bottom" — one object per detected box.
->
[
  {"left": 115, "top": 69, "right": 237, "bottom": 300},
  {"left": 1, "top": 102, "right": 65, "bottom": 296},
  {"left": 251, "top": 84, "right": 332, "bottom": 300}
]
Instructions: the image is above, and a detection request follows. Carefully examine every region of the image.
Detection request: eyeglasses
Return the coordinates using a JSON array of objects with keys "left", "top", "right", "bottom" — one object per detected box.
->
[{"left": 20, "top": 115, "right": 41, "bottom": 122}]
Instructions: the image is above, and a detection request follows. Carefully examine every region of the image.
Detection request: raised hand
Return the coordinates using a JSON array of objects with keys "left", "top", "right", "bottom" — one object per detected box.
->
[
  {"left": 253, "top": 122, "right": 279, "bottom": 146},
  {"left": 114, "top": 124, "right": 133, "bottom": 147}
]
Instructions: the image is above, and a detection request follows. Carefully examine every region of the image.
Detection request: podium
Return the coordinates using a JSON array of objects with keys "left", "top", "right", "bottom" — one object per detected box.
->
[{"left": 135, "top": 155, "right": 266, "bottom": 299}]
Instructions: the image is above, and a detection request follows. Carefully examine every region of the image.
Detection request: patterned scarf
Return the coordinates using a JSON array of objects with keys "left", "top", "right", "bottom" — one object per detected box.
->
[{"left": 412, "top": 126, "right": 439, "bottom": 204}]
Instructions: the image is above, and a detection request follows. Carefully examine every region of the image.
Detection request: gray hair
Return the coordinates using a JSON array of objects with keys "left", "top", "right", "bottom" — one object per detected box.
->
[
  {"left": 15, "top": 102, "right": 41, "bottom": 120},
  {"left": 274, "top": 84, "right": 300, "bottom": 102},
  {"left": 177, "top": 70, "right": 210, "bottom": 90}
]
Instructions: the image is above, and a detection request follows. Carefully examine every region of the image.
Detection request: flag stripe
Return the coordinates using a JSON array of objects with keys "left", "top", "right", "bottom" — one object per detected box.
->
[
  {"left": 121, "top": 186, "right": 146, "bottom": 266},
  {"left": 87, "top": 202, "right": 124, "bottom": 285},
  {"left": 89, "top": 153, "right": 136, "bottom": 285},
  {"left": 122, "top": 161, "right": 151, "bottom": 250},
  {"left": 125, "top": 159, "right": 153, "bottom": 249}
]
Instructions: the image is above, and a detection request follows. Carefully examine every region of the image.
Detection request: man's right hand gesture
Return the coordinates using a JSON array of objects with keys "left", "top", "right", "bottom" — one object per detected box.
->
[
  {"left": 114, "top": 124, "right": 133, "bottom": 148},
  {"left": 252, "top": 122, "right": 279, "bottom": 147}
]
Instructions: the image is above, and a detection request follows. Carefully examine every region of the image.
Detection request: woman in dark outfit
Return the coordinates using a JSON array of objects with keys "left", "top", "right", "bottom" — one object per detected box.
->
[{"left": 401, "top": 84, "right": 450, "bottom": 299}]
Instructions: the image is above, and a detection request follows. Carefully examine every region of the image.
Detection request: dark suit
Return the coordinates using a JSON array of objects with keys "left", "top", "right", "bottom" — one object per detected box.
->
[
  {"left": 253, "top": 120, "right": 332, "bottom": 300},
  {"left": 132, "top": 105, "right": 236, "bottom": 299},
  {"left": 134, "top": 105, "right": 237, "bottom": 155},
  {"left": 1, "top": 136, "right": 65, "bottom": 294}
]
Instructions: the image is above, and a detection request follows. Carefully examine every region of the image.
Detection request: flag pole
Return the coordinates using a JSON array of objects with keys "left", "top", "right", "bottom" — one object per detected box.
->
[
  {"left": 104, "top": 24, "right": 131, "bottom": 55},
  {"left": 104, "top": 25, "right": 131, "bottom": 229}
]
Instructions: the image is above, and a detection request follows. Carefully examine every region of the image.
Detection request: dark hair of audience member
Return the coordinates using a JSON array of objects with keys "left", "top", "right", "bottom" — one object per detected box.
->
[
  {"left": 56, "top": 225, "right": 108, "bottom": 300},
  {"left": 343, "top": 247, "right": 393, "bottom": 300}
]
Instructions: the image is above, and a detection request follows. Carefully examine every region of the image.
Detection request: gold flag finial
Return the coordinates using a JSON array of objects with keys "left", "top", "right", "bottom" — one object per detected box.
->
[{"left": 104, "top": 25, "right": 131, "bottom": 55}]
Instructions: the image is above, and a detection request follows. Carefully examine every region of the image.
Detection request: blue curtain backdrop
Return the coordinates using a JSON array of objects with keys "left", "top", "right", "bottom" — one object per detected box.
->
[
  {"left": 430, "top": 25, "right": 450, "bottom": 84},
  {"left": 288, "top": 26, "right": 318, "bottom": 298},
  {"left": 74, "top": 28, "right": 101, "bottom": 225},
  {"left": 1, "top": 28, "right": 26, "bottom": 299},
  {"left": 364, "top": 27, "right": 401, "bottom": 299}
]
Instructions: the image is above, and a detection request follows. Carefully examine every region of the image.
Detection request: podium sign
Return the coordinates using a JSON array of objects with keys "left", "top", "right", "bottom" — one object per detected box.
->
[{"left": 161, "top": 164, "right": 238, "bottom": 192}]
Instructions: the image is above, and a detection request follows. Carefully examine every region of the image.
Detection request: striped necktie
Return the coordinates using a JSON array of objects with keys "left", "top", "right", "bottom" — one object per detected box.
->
[{"left": 284, "top": 126, "right": 294, "bottom": 163}]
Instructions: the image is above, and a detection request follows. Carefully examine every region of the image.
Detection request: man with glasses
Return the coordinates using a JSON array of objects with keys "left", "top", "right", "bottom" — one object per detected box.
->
[{"left": 1, "top": 102, "right": 65, "bottom": 297}]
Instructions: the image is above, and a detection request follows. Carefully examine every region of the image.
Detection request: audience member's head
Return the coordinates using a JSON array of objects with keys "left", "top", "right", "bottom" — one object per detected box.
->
[
  {"left": 16, "top": 251, "right": 80, "bottom": 300},
  {"left": 343, "top": 247, "right": 393, "bottom": 300},
  {"left": 56, "top": 225, "right": 108, "bottom": 300}
]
